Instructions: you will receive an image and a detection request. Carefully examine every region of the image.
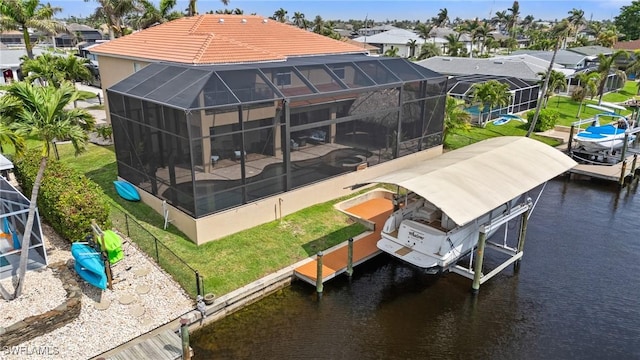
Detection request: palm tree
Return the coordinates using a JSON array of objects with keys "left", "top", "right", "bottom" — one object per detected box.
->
[
  {"left": 537, "top": 70, "right": 567, "bottom": 107},
  {"left": 187, "top": 0, "right": 227, "bottom": 16},
  {"left": 0, "top": 81, "right": 95, "bottom": 298},
  {"left": 0, "top": 121, "right": 25, "bottom": 157},
  {"left": 312, "top": 15, "right": 323, "bottom": 34},
  {"left": 87, "top": 0, "right": 137, "bottom": 39},
  {"left": 471, "top": 80, "right": 511, "bottom": 126},
  {"left": 415, "top": 23, "right": 433, "bottom": 44},
  {"left": 21, "top": 53, "right": 61, "bottom": 86},
  {"left": 443, "top": 96, "right": 471, "bottom": 142},
  {"left": 444, "top": 33, "right": 463, "bottom": 57},
  {"left": 567, "top": 8, "right": 585, "bottom": 39},
  {"left": 384, "top": 47, "right": 399, "bottom": 57},
  {"left": 406, "top": 39, "right": 418, "bottom": 58},
  {"left": 416, "top": 42, "right": 440, "bottom": 60},
  {"left": 0, "top": 0, "right": 68, "bottom": 59},
  {"left": 57, "top": 55, "right": 93, "bottom": 86},
  {"left": 572, "top": 72, "right": 599, "bottom": 118},
  {"left": 134, "top": 0, "right": 182, "bottom": 29},
  {"left": 595, "top": 50, "right": 629, "bottom": 105},
  {"left": 507, "top": 1, "right": 520, "bottom": 39},
  {"left": 434, "top": 8, "right": 448, "bottom": 28},
  {"left": 272, "top": 8, "right": 287, "bottom": 23},
  {"left": 292, "top": 11, "right": 305, "bottom": 28},
  {"left": 527, "top": 19, "right": 572, "bottom": 137}
]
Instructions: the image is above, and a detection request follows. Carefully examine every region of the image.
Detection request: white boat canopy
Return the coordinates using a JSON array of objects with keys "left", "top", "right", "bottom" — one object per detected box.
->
[{"left": 363, "top": 136, "right": 577, "bottom": 227}]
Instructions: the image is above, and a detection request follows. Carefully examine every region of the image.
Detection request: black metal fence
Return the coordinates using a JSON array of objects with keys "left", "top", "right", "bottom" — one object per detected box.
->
[{"left": 110, "top": 206, "right": 203, "bottom": 298}]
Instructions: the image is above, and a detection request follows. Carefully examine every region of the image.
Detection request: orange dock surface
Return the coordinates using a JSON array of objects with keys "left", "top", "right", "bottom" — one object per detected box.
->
[{"left": 294, "top": 198, "right": 393, "bottom": 285}]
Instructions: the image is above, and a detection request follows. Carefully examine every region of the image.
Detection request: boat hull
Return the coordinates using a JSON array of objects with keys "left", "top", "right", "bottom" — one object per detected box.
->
[{"left": 574, "top": 133, "right": 635, "bottom": 152}]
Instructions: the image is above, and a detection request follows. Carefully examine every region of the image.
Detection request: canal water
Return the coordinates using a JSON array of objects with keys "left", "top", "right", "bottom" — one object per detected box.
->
[{"left": 191, "top": 178, "right": 640, "bottom": 359}]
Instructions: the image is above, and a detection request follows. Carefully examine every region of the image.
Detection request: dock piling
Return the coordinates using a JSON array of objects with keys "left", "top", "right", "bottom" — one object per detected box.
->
[
  {"left": 471, "top": 230, "right": 487, "bottom": 294},
  {"left": 632, "top": 154, "right": 638, "bottom": 177},
  {"left": 514, "top": 208, "right": 530, "bottom": 271},
  {"left": 346, "top": 238, "right": 354, "bottom": 277},
  {"left": 180, "top": 317, "right": 191, "bottom": 360},
  {"left": 619, "top": 159, "right": 628, "bottom": 187},
  {"left": 567, "top": 125, "right": 575, "bottom": 154},
  {"left": 316, "top": 251, "right": 324, "bottom": 296}
]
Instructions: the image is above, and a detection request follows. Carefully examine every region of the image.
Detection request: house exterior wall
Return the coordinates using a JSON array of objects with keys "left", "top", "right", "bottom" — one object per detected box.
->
[
  {"left": 139, "top": 145, "right": 442, "bottom": 245},
  {"left": 97, "top": 55, "right": 151, "bottom": 124}
]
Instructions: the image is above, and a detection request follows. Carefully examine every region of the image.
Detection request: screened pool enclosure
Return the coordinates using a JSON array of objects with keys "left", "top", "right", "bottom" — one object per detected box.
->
[
  {"left": 0, "top": 176, "right": 47, "bottom": 280},
  {"left": 107, "top": 55, "right": 447, "bottom": 218},
  {"left": 447, "top": 74, "right": 539, "bottom": 123}
]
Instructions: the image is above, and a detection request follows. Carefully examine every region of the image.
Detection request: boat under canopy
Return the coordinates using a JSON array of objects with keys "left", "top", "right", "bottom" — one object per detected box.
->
[{"left": 361, "top": 136, "right": 577, "bottom": 227}]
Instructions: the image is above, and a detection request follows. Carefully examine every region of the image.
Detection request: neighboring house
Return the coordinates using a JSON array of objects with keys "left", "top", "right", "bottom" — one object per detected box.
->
[
  {"left": 511, "top": 49, "right": 590, "bottom": 69},
  {"left": 0, "top": 30, "right": 37, "bottom": 47},
  {"left": 429, "top": 27, "right": 474, "bottom": 54},
  {"left": 54, "top": 23, "right": 103, "bottom": 47},
  {"left": 446, "top": 74, "right": 540, "bottom": 123},
  {"left": 340, "top": 37, "right": 380, "bottom": 54},
  {"left": 614, "top": 39, "right": 640, "bottom": 51},
  {"left": 0, "top": 47, "right": 47, "bottom": 84},
  {"left": 353, "top": 28, "right": 424, "bottom": 57},
  {"left": 90, "top": 15, "right": 447, "bottom": 244},
  {"left": 357, "top": 24, "right": 399, "bottom": 37},
  {"left": 417, "top": 55, "right": 573, "bottom": 82},
  {"left": 567, "top": 45, "right": 613, "bottom": 58}
]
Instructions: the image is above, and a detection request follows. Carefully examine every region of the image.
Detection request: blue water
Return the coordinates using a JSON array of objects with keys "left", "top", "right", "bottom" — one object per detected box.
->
[{"left": 192, "top": 178, "right": 640, "bottom": 359}]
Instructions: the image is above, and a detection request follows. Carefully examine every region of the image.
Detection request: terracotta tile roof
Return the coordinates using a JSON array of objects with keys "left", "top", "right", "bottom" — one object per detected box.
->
[
  {"left": 614, "top": 39, "right": 640, "bottom": 51},
  {"left": 90, "top": 15, "right": 367, "bottom": 64}
]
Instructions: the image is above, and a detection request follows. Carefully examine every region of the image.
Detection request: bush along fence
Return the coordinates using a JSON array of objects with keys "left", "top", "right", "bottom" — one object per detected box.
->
[{"left": 110, "top": 206, "right": 203, "bottom": 298}]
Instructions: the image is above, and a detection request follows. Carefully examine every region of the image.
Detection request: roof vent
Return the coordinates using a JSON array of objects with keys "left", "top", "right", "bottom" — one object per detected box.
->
[
  {"left": 219, "top": 18, "right": 224, "bottom": 23},
  {"left": 442, "top": 58, "right": 452, "bottom": 61},
  {"left": 262, "top": 19, "right": 268, "bottom": 23},
  {"left": 494, "top": 61, "right": 504, "bottom": 64},
  {"left": 241, "top": 18, "right": 247, "bottom": 23}
]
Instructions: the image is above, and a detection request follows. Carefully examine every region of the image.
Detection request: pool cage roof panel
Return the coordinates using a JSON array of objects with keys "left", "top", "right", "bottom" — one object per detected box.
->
[
  {"left": 108, "top": 55, "right": 445, "bottom": 110},
  {"left": 447, "top": 74, "right": 537, "bottom": 97}
]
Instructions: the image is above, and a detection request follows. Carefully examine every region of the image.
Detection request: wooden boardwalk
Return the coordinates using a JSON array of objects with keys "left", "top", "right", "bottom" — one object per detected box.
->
[
  {"left": 570, "top": 153, "right": 639, "bottom": 182},
  {"left": 105, "top": 329, "right": 183, "bottom": 360},
  {"left": 294, "top": 198, "right": 393, "bottom": 285}
]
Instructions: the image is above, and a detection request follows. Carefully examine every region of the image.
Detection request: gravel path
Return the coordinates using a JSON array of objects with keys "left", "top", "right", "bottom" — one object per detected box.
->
[{"left": 1, "top": 222, "right": 194, "bottom": 360}]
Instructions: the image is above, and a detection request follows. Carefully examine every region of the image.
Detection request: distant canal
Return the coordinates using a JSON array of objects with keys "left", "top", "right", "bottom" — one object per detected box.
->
[{"left": 191, "top": 178, "right": 640, "bottom": 359}]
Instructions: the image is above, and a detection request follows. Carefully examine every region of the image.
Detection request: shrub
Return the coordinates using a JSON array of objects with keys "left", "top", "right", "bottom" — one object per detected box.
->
[
  {"left": 96, "top": 125, "right": 113, "bottom": 141},
  {"left": 526, "top": 108, "right": 559, "bottom": 132},
  {"left": 13, "top": 149, "right": 111, "bottom": 242}
]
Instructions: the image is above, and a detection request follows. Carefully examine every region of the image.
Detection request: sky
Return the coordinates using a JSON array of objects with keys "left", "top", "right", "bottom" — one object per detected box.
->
[{"left": 54, "top": 0, "right": 633, "bottom": 22}]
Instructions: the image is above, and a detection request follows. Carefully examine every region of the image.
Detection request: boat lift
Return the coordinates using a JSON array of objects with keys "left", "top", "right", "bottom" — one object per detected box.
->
[{"left": 450, "top": 198, "right": 533, "bottom": 293}]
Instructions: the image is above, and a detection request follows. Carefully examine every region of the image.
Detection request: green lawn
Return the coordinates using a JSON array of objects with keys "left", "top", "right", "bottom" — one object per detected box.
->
[{"left": 445, "top": 120, "right": 562, "bottom": 150}]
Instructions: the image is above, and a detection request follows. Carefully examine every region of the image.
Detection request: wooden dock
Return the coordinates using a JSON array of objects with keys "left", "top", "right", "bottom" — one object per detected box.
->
[
  {"left": 294, "top": 198, "right": 393, "bottom": 285},
  {"left": 569, "top": 152, "right": 639, "bottom": 183},
  {"left": 104, "top": 329, "right": 183, "bottom": 360}
]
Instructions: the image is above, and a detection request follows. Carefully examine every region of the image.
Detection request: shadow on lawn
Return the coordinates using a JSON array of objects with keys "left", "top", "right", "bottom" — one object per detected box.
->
[{"left": 301, "top": 223, "right": 365, "bottom": 256}]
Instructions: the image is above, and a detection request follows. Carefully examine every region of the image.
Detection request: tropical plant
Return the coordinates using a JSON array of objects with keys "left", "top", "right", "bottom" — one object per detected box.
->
[
  {"left": 444, "top": 33, "right": 464, "bottom": 57},
  {"left": 272, "top": 7, "right": 287, "bottom": 23},
  {"left": 434, "top": 8, "right": 448, "bottom": 28},
  {"left": 0, "top": 121, "right": 25, "bottom": 157},
  {"left": 312, "top": 15, "right": 323, "bottom": 34},
  {"left": 416, "top": 42, "right": 440, "bottom": 60},
  {"left": 406, "top": 39, "right": 418, "bottom": 58},
  {"left": 292, "top": 11, "right": 305, "bottom": 28},
  {"left": 0, "top": 0, "right": 68, "bottom": 59},
  {"left": 443, "top": 96, "right": 471, "bottom": 142},
  {"left": 415, "top": 23, "right": 433, "bottom": 44},
  {"left": 0, "top": 81, "right": 95, "bottom": 298},
  {"left": 133, "top": 0, "right": 182, "bottom": 29},
  {"left": 470, "top": 80, "right": 511, "bottom": 126},
  {"left": 507, "top": 1, "right": 520, "bottom": 39},
  {"left": 614, "top": 0, "right": 640, "bottom": 41},
  {"left": 527, "top": 19, "right": 572, "bottom": 137},
  {"left": 86, "top": 0, "right": 137, "bottom": 39},
  {"left": 384, "top": 47, "right": 399, "bottom": 57},
  {"left": 595, "top": 50, "right": 629, "bottom": 105},
  {"left": 536, "top": 70, "right": 567, "bottom": 107},
  {"left": 22, "top": 53, "right": 92, "bottom": 87},
  {"left": 567, "top": 8, "right": 585, "bottom": 39},
  {"left": 572, "top": 71, "right": 600, "bottom": 117}
]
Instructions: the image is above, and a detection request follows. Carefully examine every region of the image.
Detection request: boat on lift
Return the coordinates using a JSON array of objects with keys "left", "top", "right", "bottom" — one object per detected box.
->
[
  {"left": 573, "top": 112, "right": 635, "bottom": 152},
  {"left": 348, "top": 137, "right": 576, "bottom": 275}
]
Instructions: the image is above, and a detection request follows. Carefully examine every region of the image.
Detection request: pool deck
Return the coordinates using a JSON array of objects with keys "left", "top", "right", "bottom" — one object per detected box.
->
[{"left": 293, "top": 198, "right": 393, "bottom": 285}]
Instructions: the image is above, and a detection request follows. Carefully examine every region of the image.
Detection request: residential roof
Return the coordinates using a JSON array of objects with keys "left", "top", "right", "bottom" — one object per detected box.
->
[
  {"left": 108, "top": 54, "right": 443, "bottom": 110},
  {"left": 416, "top": 56, "right": 572, "bottom": 82},
  {"left": 340, "top": 37, "right": 380, "bottom": 52},
  {"left": 369, "top": 24, "right": 400, "bottom": 32},
  {"left": 66, "top": 23, "right": 100, "bottom": 32},
  {"left": 90, "top": 15, "right": 367, "bottom": 65},
  {"left": 364, "top": 136, "right": 576, "bottom": 226},
  {"left": 511, "top": 49, "right": 587, "bottom": 67},
  {"left": 614, "top": 39, "right": 640, "bottom": 51},
  {"left": 429, "top": 27, "right": 472, "bottom": 42},
  {"left": 567, "top": 45, "right": 613, "bottom": 57},
  {"left": 0, "top": 48, "right": 47, "bottom": 67},
  {"left": 353, "top": 28, "right": 422, "bottom": 45},
  {"left": 447, "top": 74, "right": 536, "bottom": 97}
]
